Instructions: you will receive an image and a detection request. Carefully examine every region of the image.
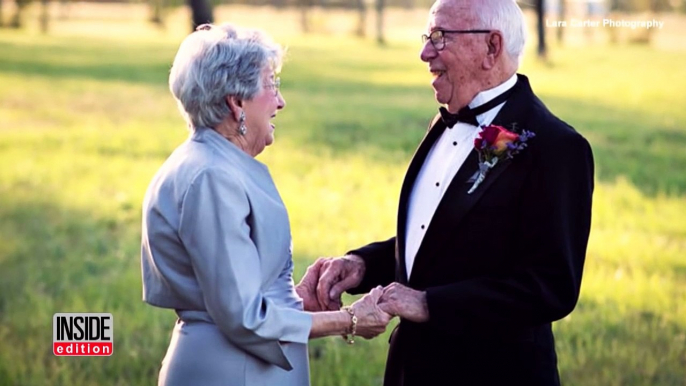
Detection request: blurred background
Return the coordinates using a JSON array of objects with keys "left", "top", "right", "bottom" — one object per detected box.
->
[{"left": 1, "top": 0, "right": 685, "bottom": 384}]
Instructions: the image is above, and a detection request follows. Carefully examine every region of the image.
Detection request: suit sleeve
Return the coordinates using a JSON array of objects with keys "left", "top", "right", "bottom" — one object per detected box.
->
[
  {"left": 425, "top": 131, "right": 594, "bottom": 332},
  {"left": 346, "top": 237, "right": 397, "bottom": 294},
  {"left": 178, "top": 168, "right": 312, "bottom": 371},
  {"left": 271, "top": 257, "right": 307, "bottom": 310}
]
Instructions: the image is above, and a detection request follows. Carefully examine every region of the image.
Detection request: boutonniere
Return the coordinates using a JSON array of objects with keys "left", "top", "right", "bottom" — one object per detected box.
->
[{"left": 467, "top": 124, "right": 535, "bottom": 194}]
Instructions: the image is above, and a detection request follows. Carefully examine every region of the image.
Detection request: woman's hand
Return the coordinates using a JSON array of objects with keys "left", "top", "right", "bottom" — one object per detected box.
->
[{"left": 350, "top": 286, "right": 393, "bottom": 339}]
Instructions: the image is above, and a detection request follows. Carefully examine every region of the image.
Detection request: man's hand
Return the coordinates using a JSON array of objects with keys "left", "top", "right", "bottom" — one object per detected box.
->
[
  {"left": 378, "top": 282, "right": 430, "bottom": 323},
  {"left": 316, "top": 255, "right": 366, "bottom": 311},
  {"left": 295, "top": 259, "right": 326, "bottom": 311}
]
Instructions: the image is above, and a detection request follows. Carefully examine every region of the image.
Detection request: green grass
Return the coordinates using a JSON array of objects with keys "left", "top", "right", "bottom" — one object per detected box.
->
[{"left": 1, "top": 6, "right": 686, "bottom": 386}]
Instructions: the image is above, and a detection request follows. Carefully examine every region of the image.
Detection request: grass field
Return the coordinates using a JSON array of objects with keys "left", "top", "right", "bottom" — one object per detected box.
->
[{"left": 1, "top": 5, "right": 685, "bottom": 386}]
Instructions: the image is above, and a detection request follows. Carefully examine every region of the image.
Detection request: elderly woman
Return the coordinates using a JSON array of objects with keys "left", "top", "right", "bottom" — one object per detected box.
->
[{"left": 141, "top": 23, "right": 391, "bottom": 386}]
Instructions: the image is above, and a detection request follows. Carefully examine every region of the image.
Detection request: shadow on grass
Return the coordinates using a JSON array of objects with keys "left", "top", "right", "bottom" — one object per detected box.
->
[
  {"left": 0, "top": 198, "right": 138, "bottom": 315},
  {"left": 0, "top": 193, "right": 387, "bottom": 385},
  {"left": 0, "top": 187, "right": 684, "bottom": 385},
  {"left": 0, "top": 39, "right": 174, "bottom": 86},
  {"left": 282, "top": 85, "right": 686, "bottom": 195},
  {"left": 0, "top": 196, "right": 169, "bottom": 386},
  {"left": 539, "top": 95, "right": 686, "bottom": 195}
]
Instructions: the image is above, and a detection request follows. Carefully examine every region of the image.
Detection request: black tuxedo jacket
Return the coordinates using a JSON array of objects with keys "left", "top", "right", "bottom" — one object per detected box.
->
[{"left": 349, "top": 75, "right": 594, "bottom": 386}]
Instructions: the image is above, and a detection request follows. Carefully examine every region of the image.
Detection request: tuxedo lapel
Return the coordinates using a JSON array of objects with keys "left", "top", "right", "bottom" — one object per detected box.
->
[
  {"left": 396, "top": 116, "right": 447, "bottom": 284},
  {"left": 429, "top": 75, "right": 533, "bottom": 222},
  {"left": 408, "top": 75, "right": 535, "bottom": 284},
  {"left": 489, "top": 75, "right": 533, "bottom": 130}
]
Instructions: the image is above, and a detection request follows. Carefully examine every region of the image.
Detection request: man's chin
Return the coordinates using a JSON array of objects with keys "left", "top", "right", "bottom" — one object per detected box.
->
[
  {"left": 434, "top": 91, "right": 450, "bottom": 106},
  {"left": 432, "top": 81, "right": 452, "bottom": 103}
]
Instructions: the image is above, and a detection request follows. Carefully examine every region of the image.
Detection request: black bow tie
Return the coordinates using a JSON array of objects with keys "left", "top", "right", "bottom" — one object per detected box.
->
[{"left": 439, "top": 86, "right": 515, "bottom": 128}]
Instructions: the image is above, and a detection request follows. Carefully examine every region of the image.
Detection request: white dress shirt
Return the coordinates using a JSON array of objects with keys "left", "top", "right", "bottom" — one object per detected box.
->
[{"left": 404, "top": 74, "right": 518, "bottom": 279}]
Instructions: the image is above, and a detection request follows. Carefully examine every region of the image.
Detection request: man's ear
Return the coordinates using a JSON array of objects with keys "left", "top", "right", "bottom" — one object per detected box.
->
[
  {"left": 226, "top": 95, "right": 243, "bottom": 122},
  {"left": 483, "top": 32, "right": 504, "bottom": 70}
]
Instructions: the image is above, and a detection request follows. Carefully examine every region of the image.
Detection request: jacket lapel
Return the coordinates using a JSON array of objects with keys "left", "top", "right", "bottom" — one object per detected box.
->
[
  {"left": 396, "top": 116, "right": 447, "bottom": 284},
  {"left": 408, "top": 74, "right": 535, "bottom": 284},
  {"left": 438, "top": 76, "right": 532, "bottom": 211},
  {"left": 489, "top": 75, "right": 532, "bottom": 130}
]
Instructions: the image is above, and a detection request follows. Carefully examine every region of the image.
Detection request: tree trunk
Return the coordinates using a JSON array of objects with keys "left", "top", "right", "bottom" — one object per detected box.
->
[
  {"left": 536, "top": 0, "right": 547, "bottom": 59},
  {"left": 11, "top": 0, "right": 30, "bottom": 28},
  {"left": 299, "top": 0, "right": 310, "bottom": 33},
  {"left": 0, "top": 0, "right": 4, "bottom": 27},
  {"left": 556, "top": 0, "right": 564, "bottom": 44},
  {"left": 355, "top": 0, "right": 366, "bottom": 37},
  {"left": 187, "top": 0, "right": 213, "bottom": 31},
  {"left": 57, "top": 0, "right": 71, "bottom": 21},
  {"left": 150, "top": 0, "right": 166, "bottom": 28},
  {"left": 375, "top": 0, "right": 385, "bottom": 45},
  {"left": 40, "top": 0, "right": 49, "bottom": 33}
]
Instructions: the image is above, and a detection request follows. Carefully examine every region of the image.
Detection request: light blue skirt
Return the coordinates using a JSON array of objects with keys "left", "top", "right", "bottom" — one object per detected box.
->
[{"left": 159, "top": 313, "right": 310, "bottom": 386}]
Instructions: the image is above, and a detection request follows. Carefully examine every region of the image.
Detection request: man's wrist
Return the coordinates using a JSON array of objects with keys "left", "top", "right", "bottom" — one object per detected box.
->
[
  {"left": 419, "top": 291, "right": 430, "bottom": 322},
  {"left": 344, "top": 254, "right": 366, "bottom": 278}
]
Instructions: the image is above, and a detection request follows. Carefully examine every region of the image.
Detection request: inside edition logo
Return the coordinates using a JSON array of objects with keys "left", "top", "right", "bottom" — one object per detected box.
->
[{"left": 53, "top": 313, "right": 113, "bottom": 356}]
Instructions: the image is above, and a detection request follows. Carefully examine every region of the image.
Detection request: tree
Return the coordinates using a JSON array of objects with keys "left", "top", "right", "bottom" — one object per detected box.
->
[
  {"left": 188, "top": 0, "right": 213, "bottom": 31},
  {"left": 535, "top": 0, "right": 546, "bottom": 59},
  {"left": 149, "top": 0, "right": 166, "bottom": 27},
  {"left": 298, "top": 0, "right": 313, "bottom": 33},
  {"left": 354, "top": 0, "right": 366, "bottom": 37},
  {"left": 376, "top": 0, "right": 385, "bottom": 44},
  {"left": 40, "top": 0, "right": 49, "bottom": 33},
  {"left": 557, "top": 0, "right": 565, "bottom": 44},
  {"left": 10, "top": 0, "right": 30, "bottom": 28}
]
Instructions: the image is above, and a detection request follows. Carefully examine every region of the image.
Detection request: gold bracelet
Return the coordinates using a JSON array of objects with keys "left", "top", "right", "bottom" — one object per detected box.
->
[{"left": 341, "top": 306, "right": 358, "bottom": 344}]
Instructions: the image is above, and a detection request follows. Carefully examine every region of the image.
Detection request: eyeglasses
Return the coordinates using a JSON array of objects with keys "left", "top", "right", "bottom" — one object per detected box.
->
[
  {"left": 264, "top": 77, "right": 281, "bottom": 96},
  {"left": 421, "top": 29, "right": 491, "bottom": 51}
]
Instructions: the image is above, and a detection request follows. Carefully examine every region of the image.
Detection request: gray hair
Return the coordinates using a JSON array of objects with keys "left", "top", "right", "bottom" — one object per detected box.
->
[
  {"left": 472, "top": 0, "right": 527, "bottom": 67},
  {"left": 169, "top": 23, "right": 284, "bottom": 130}
]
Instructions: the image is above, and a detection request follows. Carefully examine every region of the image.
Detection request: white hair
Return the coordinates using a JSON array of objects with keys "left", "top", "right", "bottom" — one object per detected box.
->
[
  {"left": 168, "top": 23, "right": 284, "bottom": 130},
  {"left": 473, "top": 0, "right": 527, "bottom": 67}
]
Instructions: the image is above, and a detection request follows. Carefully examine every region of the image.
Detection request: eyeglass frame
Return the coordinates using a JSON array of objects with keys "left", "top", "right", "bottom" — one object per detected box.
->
[
  {"left": 421, "top": 29, "right": 492, "bottom": 51},
  {"left": 263, "top": 77, "right": 281, "bottom": 96}
]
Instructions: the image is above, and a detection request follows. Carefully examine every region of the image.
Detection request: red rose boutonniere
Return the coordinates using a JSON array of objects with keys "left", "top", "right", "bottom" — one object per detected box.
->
[{"left": 468, "top": 124, "right": 535, "bottom": 194}]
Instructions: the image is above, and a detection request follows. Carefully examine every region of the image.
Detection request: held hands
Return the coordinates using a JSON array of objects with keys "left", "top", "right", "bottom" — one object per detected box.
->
[
  {"left": 295, "top": 259, "right": 326, "bottom": 312},
  {"left": 378, "top": 283, "right": 430, "bottom": 323},
  {"left": 315, "top": 255, "right": 366, "bottom": 311},
  {"left": 350, "top": 286, "right": 393, "bottom": 339},
  {"left": 343, "top": 283, "right": 429, "bottom": 341},
  {"left": 296, "top": 255, "right": 366, "bottom": 312},
  {"left": 296, "top": 256, "right": 428, "bottom": 327},
  {"left": 297, "top": 259, "right": 391, "bottom": 341}
]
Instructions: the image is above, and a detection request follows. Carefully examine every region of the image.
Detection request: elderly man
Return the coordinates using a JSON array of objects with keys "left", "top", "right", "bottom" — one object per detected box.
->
[{"left": 308, "top": 0, "right": 595, "bottom": 385}]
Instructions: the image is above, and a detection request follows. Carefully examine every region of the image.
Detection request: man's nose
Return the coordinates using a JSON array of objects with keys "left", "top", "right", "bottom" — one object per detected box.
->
[{"left": 420, "top": 40, "right": 437, "bottom": 62}]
